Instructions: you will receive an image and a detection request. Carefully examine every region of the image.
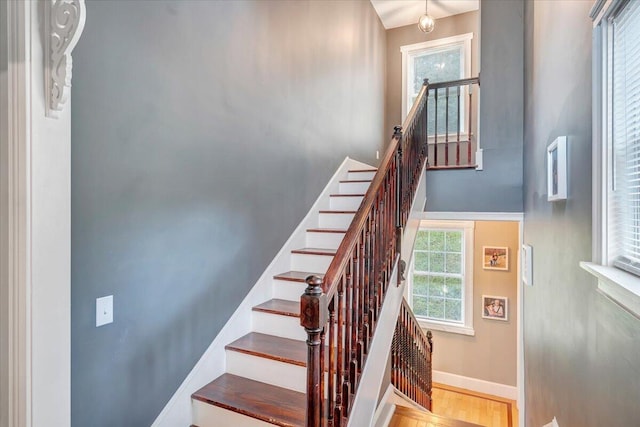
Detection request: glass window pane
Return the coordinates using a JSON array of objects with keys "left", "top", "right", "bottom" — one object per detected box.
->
[
  {"left": 413, "top": 275, "right": 429, "bottom": 296},
  {"left": 445, "top": 253, "right": 462, "bottom": 274},
  {"left": 428, "top": 231, "right": 445, "bottom": 251},
  {"left": 429, "top": 252, "right": 445, "bottom": 273},
  {"left": 445, "top": 231, "right": 462, "bottom": 252},
  {"left": 415, "top": 231, "right": 429, "bottom": 250},
  {"left": 413, "top": 47, "right": 462, "bottom": 90},
  {"left": 413, "top": 296, "right": 429, "bottom": 317},
  {"left": 445, "top": 277, "right": 462, "bottom": 298},
  {"left": 429, "top": 275, "right": 445, "bottom": 297},
  {"left": 414, "top": 252, "right": 429, "bottom": 271},
  {"left": 428, "top": 298, "right": 445, "bottom": 320},
  {"left": 445, "top": 299, "right": 462, "bottom": 321}
]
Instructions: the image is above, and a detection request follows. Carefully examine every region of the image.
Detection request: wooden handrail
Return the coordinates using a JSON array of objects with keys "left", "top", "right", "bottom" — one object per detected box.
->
[
  {"left": 428, "top": 76, "right": 479, "bottom": 89},
  {"left": 321, "top": 81, "right": 430, "bottom": 298},
  {"left": 300, "top": 78, "right": 432, "bottom": 427}
]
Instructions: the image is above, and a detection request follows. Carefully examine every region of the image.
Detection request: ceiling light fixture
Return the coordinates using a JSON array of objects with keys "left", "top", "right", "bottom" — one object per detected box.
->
[{"left": 418, "top": 0, "right": 435, "bottom": 33}]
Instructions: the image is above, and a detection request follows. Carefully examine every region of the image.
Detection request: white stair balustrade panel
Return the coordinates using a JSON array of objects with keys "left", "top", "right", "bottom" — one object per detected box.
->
[
  {"left": 251, "top": 311, "right": 307, "bottom": 341},
  {"left": 329, "top": 195, "right": 364, "bottom": 211},
  {"left": 225, "top": 351, "right": 306, "bottom": 393}
]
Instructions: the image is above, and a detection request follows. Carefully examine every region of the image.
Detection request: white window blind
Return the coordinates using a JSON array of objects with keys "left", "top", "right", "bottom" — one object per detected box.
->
[{"left": 612, "top": 0, "right": 640, "bottom": 275}]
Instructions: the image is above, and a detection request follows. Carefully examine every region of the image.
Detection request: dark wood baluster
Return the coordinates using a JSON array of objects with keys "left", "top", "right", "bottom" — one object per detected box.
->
[
  {"left": 468, "top": 85, "right": 473, "bottom": 165},
  {"left": 334, "top": 274, "right": 345, "bottom": 425},
  {"left": 456, "top": 86, "right": 461, "bottom": 165},
  {"left": 433, "top": 89, "right": 438, "bottom": 167},
  {"left": 445, "top": 87, "right": 449, "bottom": 166},
  {"left": 327, "top": 296, "right": 336, "bottom": 427}
]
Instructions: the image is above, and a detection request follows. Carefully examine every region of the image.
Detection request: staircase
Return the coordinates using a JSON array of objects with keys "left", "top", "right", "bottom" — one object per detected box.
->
[{"left": 191, "top": 169, "right": 377, "bottom": 427}]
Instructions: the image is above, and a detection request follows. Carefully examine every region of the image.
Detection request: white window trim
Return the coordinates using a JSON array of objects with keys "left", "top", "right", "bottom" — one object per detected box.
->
[
  {"left": 409, "top": 220, "right": 475, "bottom": 335},
  {"left": 400, "top": 33, "right": 473, "bottom": 120},
  {"left": 584, "top": 0, "right": 640, "bottom": 319}
]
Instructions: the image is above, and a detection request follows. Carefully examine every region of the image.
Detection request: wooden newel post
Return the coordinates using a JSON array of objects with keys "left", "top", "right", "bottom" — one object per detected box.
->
[{"left": 301, "top": 275, "right": 328, "bottom": 427}]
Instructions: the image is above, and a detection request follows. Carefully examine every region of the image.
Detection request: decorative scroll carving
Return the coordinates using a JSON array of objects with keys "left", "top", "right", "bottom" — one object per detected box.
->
[{"left": 45, "top": 0, "right": 86, "bottom": 118}]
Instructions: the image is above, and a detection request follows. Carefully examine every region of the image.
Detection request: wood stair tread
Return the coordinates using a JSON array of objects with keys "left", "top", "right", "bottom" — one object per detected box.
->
[
  {"left": 273, "top": 271, "right": 324, "bottom": 282},
  {"left": 318, "top": 210, "right": 356, "bottom": 214},
  {"left": 306, "top": 228, "right": 347, "bottom": 233},
  {"left": 330, "top": 193, "right": 365, "bottom": 197},
  {"left": 291, "top": 247, "right": 336, "bottom": 256},
  {"left": 253, "top": 299, "right": 300, "bottom": 317},
  {"left": 192, "top": 374, "right": 305, "bottom": 427},
  {"left": 226, "top": 332, "right": 307, "bottom": 367},
  {"left": 348, "top": 168, "right": 377, "bottom": 172},
  {"left": 339, "top": 179, "right": 372, "bottom": 183}
]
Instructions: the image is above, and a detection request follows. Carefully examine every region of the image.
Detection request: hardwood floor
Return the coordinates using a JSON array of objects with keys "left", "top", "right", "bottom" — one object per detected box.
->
[{"left": 430, "top": 383, "right": 518, "bottom": 427}]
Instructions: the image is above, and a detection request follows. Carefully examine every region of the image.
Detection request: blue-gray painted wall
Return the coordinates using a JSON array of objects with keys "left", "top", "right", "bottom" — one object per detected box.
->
[
  {"left": 425, "top": 0, "right": 524, "bottom": 212},
  {"left": 523, "top": 1, "right": 640, "bottom": 425},
  {"left": 70, "top": 1, "right": 386, "bottom": 425}
]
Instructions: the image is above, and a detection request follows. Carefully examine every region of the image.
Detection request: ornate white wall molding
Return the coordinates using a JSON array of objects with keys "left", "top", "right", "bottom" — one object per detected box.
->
[{"left": 45, "top": 0, "right": 86, "bottom": 118}]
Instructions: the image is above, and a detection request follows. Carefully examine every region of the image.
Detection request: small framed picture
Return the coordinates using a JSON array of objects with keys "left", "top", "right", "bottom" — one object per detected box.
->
[
  {"left": 482, "top": 295, "right": 508, "bottom": 321},
  {"left": 483, "top": 246, "right": 508, "bottom": 271},
  {"left": 547, "top": 136, "right": 567, "bottom": 201}
]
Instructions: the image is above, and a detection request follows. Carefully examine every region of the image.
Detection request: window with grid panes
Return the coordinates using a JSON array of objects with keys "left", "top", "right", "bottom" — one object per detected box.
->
[{"left": 412, "top": 229, "right": 464, "bottom": 323}]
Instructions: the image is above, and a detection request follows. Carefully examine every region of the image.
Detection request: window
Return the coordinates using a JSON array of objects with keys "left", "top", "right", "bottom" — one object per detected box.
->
[
  {"left": 610, "top": 0, "right": 640, "bottom": 275},
  {"left": 409, "top": 221, "right": 474, "bottom": 335},
  {"left": 583, "top": 0, "right": 640, "bottom": 317},
  {"left": 401, "top": 33, "right": 473, "bottom": 120}
]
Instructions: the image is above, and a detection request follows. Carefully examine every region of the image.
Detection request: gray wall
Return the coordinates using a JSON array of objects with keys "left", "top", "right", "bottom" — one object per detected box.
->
[
  {"left": 70, "top": 1, "right": 386, "bottom": 426},
  {"left": 425, "top": 0, "right": 523, "bottom": 212},
  {"left": 523, "top": 1, "right": 640, "bottom": 426},
  {"left": 385, "top": 11, "right": 479, "bottom": 139}
]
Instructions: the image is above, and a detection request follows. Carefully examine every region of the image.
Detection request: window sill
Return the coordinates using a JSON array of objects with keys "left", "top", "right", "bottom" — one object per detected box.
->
[
  {"left": 580, "top": 262, "right": 640, "bottom": 318},
  {"left": 417, "top": 319, "right": 475, "bottom": 336}
]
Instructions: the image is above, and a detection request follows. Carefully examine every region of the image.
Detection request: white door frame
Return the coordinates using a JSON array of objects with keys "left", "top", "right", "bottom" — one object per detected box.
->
[{"left": 1, "top": 1, "right": 83, "bottom": 426}]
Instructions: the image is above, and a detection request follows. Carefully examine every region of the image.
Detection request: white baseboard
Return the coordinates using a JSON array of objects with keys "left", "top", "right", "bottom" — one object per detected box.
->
[
  {"left": 433, "top": 370, "right": 518, "bottom": 401},
  {"left": 421, "top": 211, "right": 524, "bottom": 222},
  {"left": 151, "top": 156, "right": 373, "bottom": 427}
]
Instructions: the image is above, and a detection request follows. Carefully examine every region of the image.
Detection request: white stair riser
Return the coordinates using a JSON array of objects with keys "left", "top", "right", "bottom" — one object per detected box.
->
[
  {"left": 306, "top": 231, "right": 345, "bottom": 249},
  {"left": 291, "top": 253, "right": 334, "bottom": 272},
  {"left": 348, "top": 171, "right": 376, "bottom": 180},
  {"left": 330, "top": 196, "right": 364, "bottom": 211},
  {"left": 192, "top": 400, "right": 274, "bottom": 427},
  {"left": 339, "top": 181, "right": 371, "bottom": 194},
  {"left": 226, "top": 351, "right": 306, "bottom": 392},
  {"left": 272, "top": 280, "right": 307, "bottom": 301},
  {"left": 252, "top": 311, "right": 307, "bottom": 341},
  {"left": 319, "top": 212, "right": 355, "bottom": 229}
]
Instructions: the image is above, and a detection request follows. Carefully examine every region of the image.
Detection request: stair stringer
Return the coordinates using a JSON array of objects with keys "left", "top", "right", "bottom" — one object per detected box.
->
[
  {"left": 348, "top": 164, "right": 428, "bottom": 427},
  {"left": 151, "top": 156, "right": 373, "bottom": 427}
]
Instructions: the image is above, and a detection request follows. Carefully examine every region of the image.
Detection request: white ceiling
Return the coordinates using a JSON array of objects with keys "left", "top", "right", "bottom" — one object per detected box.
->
[{"left": 370, "top": 0, "right": 479, "bottom": 30}]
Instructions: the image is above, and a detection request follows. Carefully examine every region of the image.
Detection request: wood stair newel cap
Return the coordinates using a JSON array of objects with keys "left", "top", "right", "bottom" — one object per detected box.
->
[{"left": 300, "top": 275, "right": 327, "bottom": 331}]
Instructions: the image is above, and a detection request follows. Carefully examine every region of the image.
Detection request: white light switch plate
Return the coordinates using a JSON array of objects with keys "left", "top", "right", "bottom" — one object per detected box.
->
[{"left": 96, "top": 295, "right": 113, "bottom": 327}]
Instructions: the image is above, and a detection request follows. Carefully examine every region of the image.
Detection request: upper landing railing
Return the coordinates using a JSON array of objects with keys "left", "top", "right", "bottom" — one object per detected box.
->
[
  {"left": 425, "top": 76, "right": 480, "bottom": 169},
  {"left": 300, "top": 78, "right": 433, "bottom": 427}
]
